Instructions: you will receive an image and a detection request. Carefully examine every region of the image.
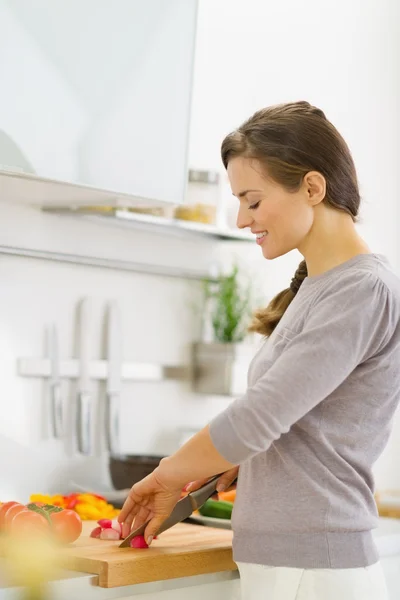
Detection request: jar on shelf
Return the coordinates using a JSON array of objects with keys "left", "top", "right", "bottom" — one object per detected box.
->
[{"left": 175, "top": 169, "right": 220, "bottom": 225}]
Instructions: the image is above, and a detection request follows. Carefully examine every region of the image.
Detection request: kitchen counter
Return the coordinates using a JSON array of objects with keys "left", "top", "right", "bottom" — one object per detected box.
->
[{"left": 0, "top": 518, "right": 400, "bottom": 600}]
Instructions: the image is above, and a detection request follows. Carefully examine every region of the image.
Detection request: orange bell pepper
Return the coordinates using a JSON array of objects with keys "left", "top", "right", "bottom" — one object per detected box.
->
[{"left": 218, "top": 489, "right": 236, "bottom": 503}]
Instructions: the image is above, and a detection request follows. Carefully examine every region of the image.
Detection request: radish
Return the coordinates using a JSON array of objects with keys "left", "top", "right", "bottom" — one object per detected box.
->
[
  {"left": 100, "top": 528, "right": 121, "bottom": 541},
  {"left": 129, "top": 535, "right": 148, "bottom": 549},
  {"left": 97, "top": 519, "right": 112, "bottom": 529},
  {"left": 90, "top": 526, "right": 102, "bottom": 539},
  {"left": 111, "top": 519, "right": 122, "bottom": 534}
]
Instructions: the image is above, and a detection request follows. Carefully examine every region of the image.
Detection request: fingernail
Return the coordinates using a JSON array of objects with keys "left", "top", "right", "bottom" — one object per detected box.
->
[
  {"left": 184, "top": 483, "right": 193, "bottom": 492},
  {"left": 147, "top": 535, "right": 153, "bottom": 546},
  {"left": 216, "top": 484, "right": 226, "bottom": 493}
]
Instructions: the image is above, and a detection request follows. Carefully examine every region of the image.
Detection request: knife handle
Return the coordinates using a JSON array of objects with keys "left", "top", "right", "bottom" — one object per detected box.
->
[
  {"left": 77, "top": 391, "right": 92, "bottom": 455},
  {"left": 106, "top": 392, "right": 120, "bottom": 455},
  {"left": 51, "top": 384, "right": 63, "bottom": 438},
  {"left": 190, "top": 474, "right": 222, "bottom": 508}
]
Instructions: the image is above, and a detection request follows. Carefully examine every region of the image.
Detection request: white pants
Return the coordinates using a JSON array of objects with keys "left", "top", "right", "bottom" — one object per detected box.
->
[{"left": 236, "top": 561, "right": 389, "bottom": 600}]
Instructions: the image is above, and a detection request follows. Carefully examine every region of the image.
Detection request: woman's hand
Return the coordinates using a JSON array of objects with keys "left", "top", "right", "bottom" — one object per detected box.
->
[
  {"left": 117, "top": 469, "right": 184, "bottom": 545},
  {"left": 185, "top": 466, "right": 239, "bottom": 497}
]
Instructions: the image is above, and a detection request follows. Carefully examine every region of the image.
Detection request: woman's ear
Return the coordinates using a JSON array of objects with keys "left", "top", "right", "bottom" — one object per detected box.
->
[{"left": 303, "top": 171, "right": 326, "bottom": 206}]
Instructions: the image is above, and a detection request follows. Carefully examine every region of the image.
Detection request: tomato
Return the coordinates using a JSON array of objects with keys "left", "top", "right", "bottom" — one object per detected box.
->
[
  {"left": 11, "top": 510, "right": 50, "bottom": 537},
  {"left": 0, "top": 502, "right": 20, "bottom": 528},
  {"left": 3, "top": 504, "right": 28, "bottom": 529},
  {"left": 49, "top": 509, "right": 82, "bottom": 544}
]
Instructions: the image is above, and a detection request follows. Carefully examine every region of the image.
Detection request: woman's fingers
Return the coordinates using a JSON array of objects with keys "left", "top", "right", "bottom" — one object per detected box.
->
[
  {"left": 131, "top": 506, "right": 152, "bottom": 533},
  {"left": 144, "top": 514, "right": 166, "bottom": 546},
  {"left": 118, "top": 479, "right": 151, "bottom": 524},
  {"left": 216, "top": 466, "right": 239, "bottom": 492},
  {"left": 121, "top": 521, "right": 131, "bottom": 539},
  {"left": 184, "top": 478, "right": 210, "bottom": 493},
  {"left": 185, "top": 467, "right": 239, "bottom": 497}
]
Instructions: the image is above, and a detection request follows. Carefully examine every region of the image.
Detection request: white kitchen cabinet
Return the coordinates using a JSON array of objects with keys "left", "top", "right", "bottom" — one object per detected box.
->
[{"left": 0, "top": 0, "right": 198, "bottom": 207}]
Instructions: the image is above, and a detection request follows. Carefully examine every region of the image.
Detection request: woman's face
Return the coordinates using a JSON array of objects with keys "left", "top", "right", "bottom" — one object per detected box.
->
[{"left": 227, "top": 156, "right": 318, "bottom": 260}]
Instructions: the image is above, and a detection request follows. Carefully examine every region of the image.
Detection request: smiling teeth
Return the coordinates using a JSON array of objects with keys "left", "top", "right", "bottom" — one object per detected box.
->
[{"left": 256, "top": 232, "right": 267, "bottom": 238}]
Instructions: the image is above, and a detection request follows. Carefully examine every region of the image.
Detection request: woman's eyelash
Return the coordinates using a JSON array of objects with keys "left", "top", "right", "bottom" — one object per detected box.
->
[{"left": 249, "top": 201, "right": 260, "bottom": 210}]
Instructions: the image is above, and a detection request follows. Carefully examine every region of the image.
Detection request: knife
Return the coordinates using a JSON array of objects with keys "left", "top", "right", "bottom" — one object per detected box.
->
[
  {"left": 48, "top": 324, "right": 63, "bottom": 438},
  {"left": 76, "top": 298, "right": 92, "bottom": 455},
  {"left": 105, "top": 301, "right": 122, "bottom": 455},
  {"left": 119, "top": 474, "right": 224, "bottom": 548}
]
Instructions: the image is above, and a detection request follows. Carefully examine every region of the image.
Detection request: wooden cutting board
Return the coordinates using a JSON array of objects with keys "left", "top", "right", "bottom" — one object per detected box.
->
[{"left": 59, "top": 521, "right": 236, "bottom": 588}]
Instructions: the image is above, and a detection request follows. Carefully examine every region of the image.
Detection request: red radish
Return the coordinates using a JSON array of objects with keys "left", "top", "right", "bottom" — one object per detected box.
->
[
  {"left": 90, "top": 526, "right": 102, "bottom": 539},
  {"left": 100, "top": 528, "right": 121, "bottom": 541},
  {"left": 130, "top": 535, "right": 148, "bottom": 549},
  {"left": 111, "top": 519, "right": 122, "bottom": 534},
  {"left": 97, "top": 519, "right": 112, "bottom": 529}
]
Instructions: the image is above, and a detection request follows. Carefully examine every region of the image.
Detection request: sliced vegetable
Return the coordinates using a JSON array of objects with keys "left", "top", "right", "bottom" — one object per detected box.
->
[
  {"left": 111, "top": 519, "right": 122, "bottom": 534},
  {"left": 90, "top": 526, "right": 102, "bottom": 539},
  {"left": 100, "top": 528, "right": 121, "bottom": 541},
  {"left": 129, "top": 535, "right": 148, "bottom": 549},
  {"left": 218, "top": 489, "right": 236, "bottom": 503},
  {"left": 29, "top": 492, "right": 119, "bottom": 520},
  {"left": 98, "top": 519, "right": 112, "bottom": 529},
  {"left": 198, "top": 499, "right": 233, "bottom": 520}
]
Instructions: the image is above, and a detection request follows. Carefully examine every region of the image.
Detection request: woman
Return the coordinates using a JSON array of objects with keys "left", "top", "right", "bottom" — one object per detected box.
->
[{"left": 119, "top": 101, "right": 400, "bottom": 599}]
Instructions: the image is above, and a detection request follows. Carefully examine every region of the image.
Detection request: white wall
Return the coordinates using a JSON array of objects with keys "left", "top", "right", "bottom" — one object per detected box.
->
[{"left": 0, "top": 0, "right": 400, "bottom": 499}]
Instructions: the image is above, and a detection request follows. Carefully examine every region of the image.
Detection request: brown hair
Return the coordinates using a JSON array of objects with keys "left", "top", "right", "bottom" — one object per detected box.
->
[{"left": 221, "top": 101, "right": 360, "bottom": 336}]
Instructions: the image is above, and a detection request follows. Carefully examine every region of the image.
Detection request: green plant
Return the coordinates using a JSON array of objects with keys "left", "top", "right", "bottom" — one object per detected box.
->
[{"left": 203, "top": 263, "right": 253, "bottom": 343}]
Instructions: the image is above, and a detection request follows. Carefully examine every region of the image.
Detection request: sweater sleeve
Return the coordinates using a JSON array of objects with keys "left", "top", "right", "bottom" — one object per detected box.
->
[{"left": 209, "top": 272, "right": 397, "bottom": 465}]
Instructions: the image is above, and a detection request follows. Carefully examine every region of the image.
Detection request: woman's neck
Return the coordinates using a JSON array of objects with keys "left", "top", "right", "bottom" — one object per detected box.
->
[{"left": 299, "top": 208, "right": 371, "bottom": 277}]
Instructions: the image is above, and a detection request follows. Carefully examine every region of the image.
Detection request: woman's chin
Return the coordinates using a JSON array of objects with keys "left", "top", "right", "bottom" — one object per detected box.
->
[{"left": 261, "top": 243, "right": 290, "bottom": 261}]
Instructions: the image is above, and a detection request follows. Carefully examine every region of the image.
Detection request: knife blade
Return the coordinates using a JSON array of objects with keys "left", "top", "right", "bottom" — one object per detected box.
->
[
  {"left": 119, "top": 474, "right": 221, "bottom": 548},
  {"left": 105, "top": 301, "right": 122, "bottom": 455},
  {"left": 76, "top": 298, "right": 92, "bottom": 455},
  {"left": 48, "top": 324, "right": 63, "bottom": 438}
]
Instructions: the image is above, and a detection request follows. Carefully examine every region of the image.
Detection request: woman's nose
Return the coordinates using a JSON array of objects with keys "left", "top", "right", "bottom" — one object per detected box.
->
[{"left": 236, "top": 206, "right": 253, "bottom": 230}]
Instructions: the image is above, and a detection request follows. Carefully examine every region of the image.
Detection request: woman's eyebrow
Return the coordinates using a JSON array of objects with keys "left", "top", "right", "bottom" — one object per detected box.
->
[{"left": 233, "top": 189, "right": 263, "bottom": 198}]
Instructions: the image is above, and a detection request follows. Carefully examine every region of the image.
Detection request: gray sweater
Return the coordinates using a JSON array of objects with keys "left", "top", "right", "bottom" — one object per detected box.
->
[{"left": 210, "top": 254, "right": 400, "bottom": 569}]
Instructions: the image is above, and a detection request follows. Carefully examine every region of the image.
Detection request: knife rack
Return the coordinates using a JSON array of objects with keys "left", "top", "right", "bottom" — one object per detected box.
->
[{"left": 17, "top": 358, "right": 188, "bottom": 381}]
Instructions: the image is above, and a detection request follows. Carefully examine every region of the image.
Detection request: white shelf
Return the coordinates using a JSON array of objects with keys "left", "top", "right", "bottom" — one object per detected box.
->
[
  {"left": 44, "top": 207, "right": 254, "bottom": 242},
  {"left": 0, "top": 169, "right": 253, "bottom": 242}
]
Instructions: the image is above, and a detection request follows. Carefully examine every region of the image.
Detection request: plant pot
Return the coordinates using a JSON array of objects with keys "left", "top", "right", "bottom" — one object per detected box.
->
[{"left": 192, "top": 341, "right": 253, "bottom": 396}]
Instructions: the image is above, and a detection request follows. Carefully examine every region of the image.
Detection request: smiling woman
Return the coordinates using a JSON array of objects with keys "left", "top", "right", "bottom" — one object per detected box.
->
[{"left": 118, "top": 102, "right": 400, "bottom": 600}]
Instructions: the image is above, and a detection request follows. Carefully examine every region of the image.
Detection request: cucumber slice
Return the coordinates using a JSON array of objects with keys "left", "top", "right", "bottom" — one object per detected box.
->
[{"left": 198, "top": 499, "right": 233, "bottom": 520}]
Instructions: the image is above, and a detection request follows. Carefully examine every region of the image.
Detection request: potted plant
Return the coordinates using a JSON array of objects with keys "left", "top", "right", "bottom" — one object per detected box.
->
[{"left": 192, "top": 263, "right": 256, "bottom": 396}]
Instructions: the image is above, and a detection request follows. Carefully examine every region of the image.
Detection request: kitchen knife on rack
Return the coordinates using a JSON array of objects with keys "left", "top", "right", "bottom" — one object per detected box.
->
[
  {"left": 105, "top": 301, "right": 122, "bottom": 455},
  {"left": 48, "top": 324, "right": 63, "bottom": 438},
  {"left": 76, "top": 298, "right": 93, "bottom": 455}
]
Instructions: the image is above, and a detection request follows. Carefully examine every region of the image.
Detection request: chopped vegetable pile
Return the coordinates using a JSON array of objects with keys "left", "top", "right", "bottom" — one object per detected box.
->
[
  {"left": 29, "top": 492, "right": 119, "bottom": 521},
  {"left": 90, "top": 519, "right": 157, "bottom": 549}
]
